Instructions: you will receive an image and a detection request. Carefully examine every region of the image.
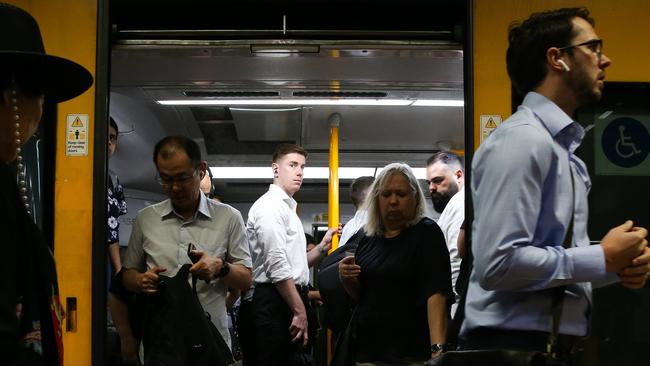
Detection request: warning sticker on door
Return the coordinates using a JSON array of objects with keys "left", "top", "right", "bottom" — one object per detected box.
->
[
  {"left": 480, "top": 115, "right": 502, "bottom": 143},
  {"left": 66, "top": 114, "right": 88, "bottom": 156}
]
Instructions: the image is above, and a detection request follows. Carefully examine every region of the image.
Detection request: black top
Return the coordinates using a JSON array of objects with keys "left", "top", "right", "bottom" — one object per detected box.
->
[
  {"left": 0, "top": 163, "right": 63, "bottom": 365},
  {"left": 354, "top": 217, "right": 452, "bottom": 363}
]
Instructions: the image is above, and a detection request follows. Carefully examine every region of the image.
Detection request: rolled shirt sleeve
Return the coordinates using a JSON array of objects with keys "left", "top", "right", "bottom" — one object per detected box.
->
[
  {"left": 253, "top": 210, "right": 293, "bottom": 283},
  {"left": 225, "top": 209, "right": 253, "bottom": 269},
  {"left": 123, "top": 213, "right": 146, "bottom": 272},
  {"left": 247, "top": 184, "right": 310, "bottom": 286}
]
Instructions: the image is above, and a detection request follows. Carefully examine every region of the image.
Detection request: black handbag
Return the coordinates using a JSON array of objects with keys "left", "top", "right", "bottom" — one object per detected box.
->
[
  {"left": 426, "top": 346, "right": 568, "bottom": 366},
  {"left": 317, "top": 230, "right": 363, "bottom": 333},
  {"left": 430, "top": 174, "right": 576, "bottom": 366},
  {"left": 330, "top": 308, "right": 359, "bottom": 366}
]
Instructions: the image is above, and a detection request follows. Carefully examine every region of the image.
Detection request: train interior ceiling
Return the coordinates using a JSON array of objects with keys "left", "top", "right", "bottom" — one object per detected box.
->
[{"left": 108, "top": 0, "right": 466, "bottom": 236}]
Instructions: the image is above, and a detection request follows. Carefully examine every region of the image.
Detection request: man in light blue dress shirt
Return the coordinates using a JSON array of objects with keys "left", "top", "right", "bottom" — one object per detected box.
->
[{"left": 462, "top": 7, "right": 649, "bottom": 357}]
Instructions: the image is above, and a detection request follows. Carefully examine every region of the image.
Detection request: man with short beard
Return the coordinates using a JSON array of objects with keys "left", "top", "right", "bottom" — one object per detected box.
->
[
  {"left": 426, "top": 151, "right": 464, "bottom": 316},
  {"left": 463, "top": 7, "right": 649, "bottom": 359}
]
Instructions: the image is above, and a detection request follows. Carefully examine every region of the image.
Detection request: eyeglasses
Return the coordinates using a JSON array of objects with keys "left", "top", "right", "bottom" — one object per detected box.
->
[
  {"left": 557, "top": 39, "right": 603, "bottom": 62},
  {"left": 156, "top": 169, "right": 199, "bottom": 187}
]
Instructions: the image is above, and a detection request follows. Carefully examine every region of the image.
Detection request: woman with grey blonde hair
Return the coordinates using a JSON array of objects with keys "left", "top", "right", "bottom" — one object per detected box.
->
[
  {"left": 363, "top": 163, "right": 428, "bottom": 237},
  {"left": 337, "top": 162, "right": 453, "bottom": 365}
]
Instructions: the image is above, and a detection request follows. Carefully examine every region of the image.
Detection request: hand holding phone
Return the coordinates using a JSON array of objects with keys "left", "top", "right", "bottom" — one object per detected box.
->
[{"left": 187, "top": 243, "right": 201, "bottom": 263}]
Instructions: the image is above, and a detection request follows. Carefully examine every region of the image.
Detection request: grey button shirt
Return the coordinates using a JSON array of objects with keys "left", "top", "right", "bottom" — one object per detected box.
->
[{"left": 123, "top": 193, "right": 252, "bottom": 347}]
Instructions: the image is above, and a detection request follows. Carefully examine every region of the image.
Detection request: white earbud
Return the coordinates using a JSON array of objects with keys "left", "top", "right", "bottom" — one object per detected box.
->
[{"left": 558, "top": 59, "right": 570, "bottom": 72}]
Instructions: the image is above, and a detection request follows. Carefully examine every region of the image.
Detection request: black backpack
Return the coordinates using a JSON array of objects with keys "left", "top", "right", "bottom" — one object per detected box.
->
[
  {"left": 142, "top": 264, "right": 233, "bottom": 366},
  {"left": 317, "top": 230, "right": 364, "bottom": 333}
]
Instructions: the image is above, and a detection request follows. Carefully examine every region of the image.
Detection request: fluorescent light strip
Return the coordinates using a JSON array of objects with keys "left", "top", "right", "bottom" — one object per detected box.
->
[
  {"left": 412, "top": 99, "right": 464, "bottom": 107},
  {"left": 229, "top": 107, "right": 302, "bottom": 112},
  {"left": 158, "top": 99, "right": 463, "bottom": 107},
  {"left": 210, "top": 167, "right": 427, "bottom": 180},
  {"left": 160, "top": 99, "right": 411, "bottom": 106}
]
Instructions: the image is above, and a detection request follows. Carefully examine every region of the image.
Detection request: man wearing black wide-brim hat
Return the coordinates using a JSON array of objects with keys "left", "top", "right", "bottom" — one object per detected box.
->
[{"left": 0, "top": 3, "right": 93, "bottom": 365}]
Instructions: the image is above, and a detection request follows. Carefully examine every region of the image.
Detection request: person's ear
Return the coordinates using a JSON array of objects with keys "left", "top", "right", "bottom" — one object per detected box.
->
[
  {"left": 272, "top": 163, "right": 279, "bottom": 177},
  {"left": 548, "top": 48, "right": 570, "bottom": 72}
]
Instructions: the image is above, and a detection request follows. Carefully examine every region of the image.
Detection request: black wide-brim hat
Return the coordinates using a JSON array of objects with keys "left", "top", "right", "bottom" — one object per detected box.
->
[{"left": 0, "top": 3, "right": 93, "bottom": 103}]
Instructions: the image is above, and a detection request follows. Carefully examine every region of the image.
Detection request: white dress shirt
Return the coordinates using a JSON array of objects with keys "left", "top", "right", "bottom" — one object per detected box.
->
[
  {"left": 339, "top": 209, "right": 367, "bottom": 247},
  {"left": 247, "top": 184, "right": 309, "bottom": 286},
  {"left": 436, "top": 186, "right": 464, "bottom": 316}
]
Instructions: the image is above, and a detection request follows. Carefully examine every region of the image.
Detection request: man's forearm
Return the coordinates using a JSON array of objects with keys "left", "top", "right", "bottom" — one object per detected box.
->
[
  {"left": 274, "top": 278, "right": 306, "bottom": 315},
  {"left": 122, "top": 268, "right": 141, "bottom": 293},
  {"left": 306, "top": 243, "right": 326, "bottom": 267},
  {"left": 220, "top": 263, "right": 252, "bottom": 291}
]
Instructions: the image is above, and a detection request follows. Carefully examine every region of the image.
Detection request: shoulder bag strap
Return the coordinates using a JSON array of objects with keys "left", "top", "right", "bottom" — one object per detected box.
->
[{"left": 547, "top": 165, "right": 575, "bottom": 355}]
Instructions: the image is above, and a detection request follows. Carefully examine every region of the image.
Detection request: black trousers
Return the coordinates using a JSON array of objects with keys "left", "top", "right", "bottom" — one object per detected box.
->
[
  {"left": 252, "top": 283, "right": 317, "bottom": 366},
  {"left": 237, "top": 298, "right": 258, "bottom": 366}
]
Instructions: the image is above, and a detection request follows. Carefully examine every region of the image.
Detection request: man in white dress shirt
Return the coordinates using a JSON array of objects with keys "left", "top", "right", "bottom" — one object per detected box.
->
[
  {"left": 338, "top": 176, "right": 374, "bottom": 247},
  {"left": 426, "top": 151, "right": 464, "bottom": 316},
  {"left": 246, "top": 143, "right": 335, "bottom": 366}
]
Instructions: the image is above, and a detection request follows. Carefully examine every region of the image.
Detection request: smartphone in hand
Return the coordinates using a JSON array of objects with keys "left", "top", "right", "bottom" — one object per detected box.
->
[{"left": 187, "top": 243, "right": 201, "bottom": 263}]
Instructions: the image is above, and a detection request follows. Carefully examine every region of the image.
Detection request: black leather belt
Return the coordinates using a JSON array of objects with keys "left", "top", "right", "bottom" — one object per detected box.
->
[
  {"left": 464, "top": 327, "right": 581, "bottom": 355},
  {"left": 255, "top": 282, "right": 309, "bottom": 295}
]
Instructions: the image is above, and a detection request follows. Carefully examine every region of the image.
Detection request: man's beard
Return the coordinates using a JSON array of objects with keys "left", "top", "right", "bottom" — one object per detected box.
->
[
  {"left": 570, "top": 67, "right": 602, "bottom": 108},
  {"left": 431, "top": 183, "right": 459, "bottom": 213}
]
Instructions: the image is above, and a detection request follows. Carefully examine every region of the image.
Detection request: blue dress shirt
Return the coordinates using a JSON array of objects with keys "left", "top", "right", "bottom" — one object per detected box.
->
[{"left": 463, "top": 92, "right": 618, "bottom": 337}]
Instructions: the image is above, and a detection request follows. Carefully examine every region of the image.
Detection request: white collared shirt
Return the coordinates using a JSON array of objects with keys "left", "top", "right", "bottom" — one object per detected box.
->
[
  {"left": 436, "top": 186, "right": 464, "bottom": 316},
  {"left": 247, "top": 184, "right": 309, "bottom": 286},
  {"left": 339, "top": 209, "right": 367, "bottom": 247}
]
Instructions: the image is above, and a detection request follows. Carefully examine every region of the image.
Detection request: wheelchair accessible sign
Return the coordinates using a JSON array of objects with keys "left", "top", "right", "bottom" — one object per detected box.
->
[{"left": 595, "top": 115, "right": 650, "bottom": 175}]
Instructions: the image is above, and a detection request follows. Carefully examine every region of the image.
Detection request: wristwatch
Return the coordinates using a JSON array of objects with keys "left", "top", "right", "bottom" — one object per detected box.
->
[
  {"left": 430, "top": 343, "right": 447, "bottom": 353},
  {"left": 215, "top": 260, "right": 230, "bottom": 278}
]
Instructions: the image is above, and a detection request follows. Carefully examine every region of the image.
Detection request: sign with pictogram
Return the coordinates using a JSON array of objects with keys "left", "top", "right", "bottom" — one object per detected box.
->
[
  {"left": 595, "top": 114, "right": 650, "bottom": 175},
  {"left": 480, "top": 115, "right": 502, "bottom": 143},
  {"left": 66, "top": 114, "right": 89, "bottom": 156}
]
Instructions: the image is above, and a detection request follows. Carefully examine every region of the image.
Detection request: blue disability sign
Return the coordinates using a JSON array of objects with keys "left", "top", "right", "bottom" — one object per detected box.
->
[{"left": 601, "top": 117, "right": 650, "bottom": 168}]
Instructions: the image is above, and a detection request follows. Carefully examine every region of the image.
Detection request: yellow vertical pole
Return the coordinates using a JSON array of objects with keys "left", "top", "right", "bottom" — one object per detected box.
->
[
  {"left": 327, "top": 113, "right": 340, "bottom": 251},
  {"left": 326, "top": 113, "right": 341, "bottom": 365}
]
